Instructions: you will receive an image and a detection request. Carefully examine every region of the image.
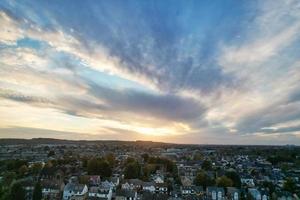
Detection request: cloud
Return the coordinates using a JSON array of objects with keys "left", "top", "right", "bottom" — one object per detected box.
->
[
  {"left": 0, "top": 0, "right": 300, "bottom": 144},
  {"left": 88, "top": 83, "right": 205, "bottom": 122},
  {"left": 0, "top": 89, "right": 51, "bottom": 104},
  {"left": 261, "top": 125, "right": 300, "bottom": 134},
  {"left": 0, "top": 1, "right": 239, "bottom": 93}
]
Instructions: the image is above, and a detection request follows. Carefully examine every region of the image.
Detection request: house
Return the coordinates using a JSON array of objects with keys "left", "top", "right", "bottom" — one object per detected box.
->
[
  {"left": 155, "top": 183, "right": 168, "bottom": 194},
  {"left": 21, "top": 178, "right": 35, "bottom": 200},
  {"left": 88, "top": 176, "right": 101, "bottom": 186},
  {"left": 141, "top": 192, "right": 169, "bottom": 200},
  {"left": 226, "top": 187, "right": 240, "bottom": 200},
  {"left": 181, "top": 186, "right": 203, "bottom": 196},
  {"left": 180, "top": 176, "right": 193, "bottom": 186},
  {"left": 122, "top": 179, "right": 143, "bottom": 191},
  {"left": 192, "top": 186, "right": 204, "bottom": 196},
  {"left": 88, "top": 183, "right": 113, "bottom": 200},
  {"left": 110, "top": 176, "right": 120, "bottom": 187},
  {"left": 181, "top": 186, "right": 194, "bottom": 195},
  {"left": 40, "top": 167, "right": 64, "bottom": 181},
  {"left": 206, "top": 187, "right": 225, "bottom": 200},
  {"left": 142, "top": 182, "right": 156, "bottom": 193},
  {"left": 152, "top": 174, "right": 164, "bottom": 184},
  {"left": 41, "top": 179, "right": 65, "bottom": 200},
  {"left": 101, "top": 180, "right": 115, "bottom": 190},
  {"left": 115, "top": 189, "right": 137, "bottom": 200},
  {"left": 241, "top": 177, "right": 255, "bottom": 187},
  {"left": 260, "top": 190, "right": 269, "bottom": 200},
  {"left": 248, "top": 188, "right": 261, "bottom": 200},
  {"left": 63, "top": 177, "right": 88, "bottom": 200},
  {"left": 170, "top": 186, "right": 181, "bottom": 198}
]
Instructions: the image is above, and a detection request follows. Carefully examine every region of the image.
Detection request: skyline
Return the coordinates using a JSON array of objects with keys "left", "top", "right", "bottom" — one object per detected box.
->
[{"left": 0, "top": 0, "right": 300, "bottom": 145}]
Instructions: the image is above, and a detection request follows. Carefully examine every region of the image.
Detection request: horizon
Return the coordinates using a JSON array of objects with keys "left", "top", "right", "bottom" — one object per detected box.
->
[
  {"left": 1, "top": 0, "right": 300, "bottom": 145},
  {"left": 0, "top": 137, "right": 299, "bottom": 147}
]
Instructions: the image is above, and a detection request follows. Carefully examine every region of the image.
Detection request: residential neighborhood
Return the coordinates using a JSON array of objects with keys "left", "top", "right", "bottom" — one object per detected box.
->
[{"left": 0, "top": 139, "right": 299, "bottom": 200}]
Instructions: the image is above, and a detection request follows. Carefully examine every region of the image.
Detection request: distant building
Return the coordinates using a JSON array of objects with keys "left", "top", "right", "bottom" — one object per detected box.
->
[
  {"left": 41, "top": 179, "right": 64, "bottom": 200},
  {"left": 63, "top": 177, "right": 88, "bottom": 200},
  {"left": 115, "top": 189, "right": 137, "bottom": 200},
  {"left": 206, "top": 187, "right": 224, "bottom": 200},
  {"left": 227, "top": 187, "right": 240, "bottom": 200},
  {"left": 248, "top": 188, "right": 261, "bottom": 200}
]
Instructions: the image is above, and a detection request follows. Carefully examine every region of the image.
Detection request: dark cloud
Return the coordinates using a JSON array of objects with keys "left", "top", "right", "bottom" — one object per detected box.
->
[
  {"left": 236, "top": 101, "right": 300, "bottom": 135},
  {"left": 0, "top": 82, "right": 206, "bottom": 123},
  {"left": 0, "top": 89, "right": 52, "bottom": 104},
  {"left": 261, "top": 125, "right": 300, "bottom": 134},
  {"left": 288, "top": 90, "right": 300, "bottom": 103},
  {"left": 88, "top": 83, "right": 206, "bottom": 122}
]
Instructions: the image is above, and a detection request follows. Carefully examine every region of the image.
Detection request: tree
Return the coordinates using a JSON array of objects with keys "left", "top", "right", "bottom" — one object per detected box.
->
[
  {"left": 142, "top": 154, "right": 149, "bottom": 163},
  {"left": 47, "top": 150, "right": 55, "bottom": 157},
  {"left": 105, "top": 153, "right": 116, "bottom": 168},
  {"left": 1, "top": 172, "right": 16, "bottom": 187},
  {"left": 125, "top": 157, "right": 136, "bottom": 165},
  {"left": 262, "top": 181, "right": 275, "bottom": 194},
  {"left": 216, "top": 176, "right": 233, "bottom": 187},
  {"left": 44, "top": 146, "right": 50, "bottom": 152},
  {"left": 6, "top": 160, "right": 27, "bottom": 172},
  {"left": 32, "top": 182, "right": 42, "bottom": 200},
  {"left": 283, "top": 178, "right": 296, "bottom": 193},
  {"left": 225, "top": 170, "right": 241, "bottom": 188},
  {"left": 31, "top": 163, "right": 43, "bottom": 175},
  {"left": 201, "top": 160, "right": 212, "bottom": 171},
  {"left": 194, "top": 171, "right": 215, "bottom": 189},
  {"left": 9, "top": 182, "right": 25, "bottom": 200},
  {"left": 87, "top": 158, "right": 112, "bottom": 177},
  {"left": 81, "top": 157, "right": 89, "bottom": 168},
  {"left": 0, "top": 185, "right": 10, "bottom": 200},
  {"left": 124, "top": 161, "right": 141, "bottom": 179},
  {"left": 19, "top": 165, "right": 28, "bottom": 176},
  {"left": 87, "top": 158, "right": 98, "bottom": 175},
  {"left": 193, "top": 153, "right": 203, "bottom": 161},
  {"left": 142, "top": 166, "right": 150, "bottom": 181},
  {"left": 98, "top": 160, "right": 112, "bottom": 177}
]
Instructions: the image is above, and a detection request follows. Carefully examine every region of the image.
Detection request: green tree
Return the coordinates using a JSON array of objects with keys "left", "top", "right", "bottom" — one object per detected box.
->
[
  {"left": 193, "top": 153, "right": 203, "bottom": 161},
  {"left": 19, "top": 165, "right": 28, "bottom": 176},
  {"left": 262, "top": 181, "right": 275, "bottom": 194},
  {"left": 142, "top": 166, "right": 150, "bottom": 181},
  {"left": 30, "top": 163, "right": 43, "bottom": 175},
  {"left": 201, "top": 160, "right": 212, "bottom": 171},
  {"left": 124, "top": 161, "right": 141, "bottom": 179},
  {"left": 225, "top": 170, "right": 241, "bottom": 188},
  {"left": 194, "top": 171, "right": 215, "bottom": 189},
  {"left": 216, "top": 176, "right": 233, "bottom": 187},
  {"left": 87, "top": 158, "right": 98, "bottom": 175},
  {"left": 105, "top": 153, "right": 116, "bottom": 168},
  {"left": 98, "top": 160, "right": 112, "bottom": 177},
  {"left": 125, "top": 157, "right": 136, "bottom": 165},
  {"left": 6, "top": 160, "right": 27, "bottom": 172},
  {"left": 142, "top": 153, "right": 149, "bottom": 163},
  {"left": 1, "top": 172, "right": 16, "bottom": 187},
  {"left": 87, "top": 158, "right": 112, "bottom": 177},
  {"left": 0, "top": 185, "right": 10, "bottom": 200},
  {"left": 32, "top": 182, "right": 42, "bottom": 200},
  {"left": 283, "top": 178, "right": 296, "bottom": 193},
  {"left": 9, "top": 182, "right": 25, "bottom": 200}
]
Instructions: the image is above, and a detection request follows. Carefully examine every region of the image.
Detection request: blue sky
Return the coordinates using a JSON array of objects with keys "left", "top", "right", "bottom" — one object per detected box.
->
[{"left": 0, "top": 0, "right": 300, "bottom": 144}]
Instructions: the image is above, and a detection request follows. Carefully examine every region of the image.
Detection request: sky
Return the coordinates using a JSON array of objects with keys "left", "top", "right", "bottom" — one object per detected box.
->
[{"left": 0, "top": 0, "right": 300, "bottom": 145}]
